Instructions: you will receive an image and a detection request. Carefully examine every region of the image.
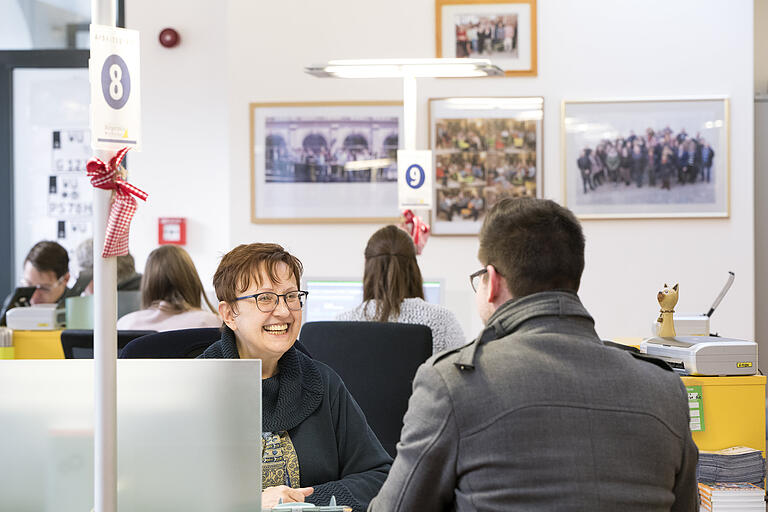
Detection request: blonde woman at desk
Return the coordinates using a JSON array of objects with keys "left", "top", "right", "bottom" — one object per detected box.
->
[
  {"left": 200, "top": 243, "right": 391, "bottom": 510},
  {"left": 116, "top": 245, "right": 220, "bottom": 331},
  {"left": 336, "top": 225, "right": 465, "bottom": 354}
]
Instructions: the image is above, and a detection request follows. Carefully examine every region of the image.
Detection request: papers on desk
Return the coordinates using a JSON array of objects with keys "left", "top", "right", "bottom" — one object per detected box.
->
[
  {"left": 698, "top": 482, "right": 765, "bottom": 511},
  {"left": 696, "top": 446, "right": 765, "bottom": 511},
  {"left": 697, "top": 446, "right": 766, "bottom": 486}
]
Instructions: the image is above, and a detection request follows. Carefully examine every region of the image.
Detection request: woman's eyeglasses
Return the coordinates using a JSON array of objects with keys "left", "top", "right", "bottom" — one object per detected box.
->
[{"left": 234, "top": 291, "right": 309, "bottom": 313}]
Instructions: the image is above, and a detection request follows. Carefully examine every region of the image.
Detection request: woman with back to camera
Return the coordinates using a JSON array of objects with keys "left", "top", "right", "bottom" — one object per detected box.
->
[
  {"left": 199, "top": 243, "right": 391, "bottom": 510},
  {"left": 116, "top": 245, "right": 220, "bottom": 331},
  {"left": 336, "top": 225, "right": 466, "bottom": 354}
]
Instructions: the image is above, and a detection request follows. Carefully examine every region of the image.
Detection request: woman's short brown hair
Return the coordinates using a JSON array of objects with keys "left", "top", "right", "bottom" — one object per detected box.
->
[
  {"left": 213, "top": 243, "right": 303, "bottom": 312},
  {"left": 141, "top": 245, "right": 216, "bottom": 313},
  {"left": 362, "top": 225, "right": 424, "bottom": 322}
]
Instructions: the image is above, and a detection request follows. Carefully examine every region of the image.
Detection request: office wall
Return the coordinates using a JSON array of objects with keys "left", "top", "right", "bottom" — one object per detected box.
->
[
  {"left": 129, "top": 0, "right": 755, "bottom": 341},
  {"left": 756, "top": 0, "right": 768, "bottom": 93},
  {"left": 125, "top": 1, "right": 230, "bottom": 288}
]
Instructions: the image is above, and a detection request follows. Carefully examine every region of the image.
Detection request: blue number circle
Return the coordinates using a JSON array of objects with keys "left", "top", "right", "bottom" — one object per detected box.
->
[
  {"left": 101, "top": 54, "right": 131, "bottom": 110},
  {"left": 405, "top": 164, "right": 426, "bottom": 189}
]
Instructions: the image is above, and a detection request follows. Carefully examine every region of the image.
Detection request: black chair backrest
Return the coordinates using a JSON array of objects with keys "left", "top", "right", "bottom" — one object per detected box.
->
[
  {"left": 60, "top": 329, "right": 157, "bottom": 359},
  {"left": 298, "top": 321, "right": 433, "bottom": 458},
  {"left": 119, "top": 327, "right": 222, "bottom": 358}
]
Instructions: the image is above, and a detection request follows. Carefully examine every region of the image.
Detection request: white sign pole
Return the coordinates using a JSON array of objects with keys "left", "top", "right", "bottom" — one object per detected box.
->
[
  {"left": 401, "top": 71, "right": 432, "bottom": 217},
  {"left": 402, "top": 72, "right": 417, "bottom": 152},
  {"left": 91, "top": 1, "right": 118, "bottom": 511}
]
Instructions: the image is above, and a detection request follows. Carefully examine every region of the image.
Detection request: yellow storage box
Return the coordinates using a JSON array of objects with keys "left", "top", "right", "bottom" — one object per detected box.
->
[
  {"left": 681, "top": 375, "right": 766, "bottom": 455},
  {"left": 12, "top": 330, "right": 64, "bottom": 359}
]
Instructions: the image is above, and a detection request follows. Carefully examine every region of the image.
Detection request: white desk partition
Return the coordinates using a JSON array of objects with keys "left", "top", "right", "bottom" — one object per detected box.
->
[{"left": 0, "top": 359, "right": 261, "bottom": 511}]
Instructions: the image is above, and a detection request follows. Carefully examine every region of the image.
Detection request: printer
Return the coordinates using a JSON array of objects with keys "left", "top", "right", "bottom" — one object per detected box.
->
[
  {"left": 640, "top": 336, "right": 757, "bottom": 376},
  {"left": 5, "top": 304, "right": 65, "bottom": 331}
]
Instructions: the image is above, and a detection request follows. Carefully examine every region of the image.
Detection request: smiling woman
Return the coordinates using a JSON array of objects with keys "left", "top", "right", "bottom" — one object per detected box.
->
[{"left": 199, "top": 243, "right": 391, "bottom": 511}]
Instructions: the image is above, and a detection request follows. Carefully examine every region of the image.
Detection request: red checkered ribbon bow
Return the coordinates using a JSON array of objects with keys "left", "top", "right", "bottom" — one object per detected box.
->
[
  {"left": 400, "top": 209, "right": 430, "bottom": 255},
  {"left": 86, "top": 147, "right": 148, "bottom": 257}
]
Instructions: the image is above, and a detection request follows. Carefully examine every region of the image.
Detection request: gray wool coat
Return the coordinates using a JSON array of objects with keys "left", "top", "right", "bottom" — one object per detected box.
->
[{"left": 369, "top": 290, "right": 698, "bottom": 512}]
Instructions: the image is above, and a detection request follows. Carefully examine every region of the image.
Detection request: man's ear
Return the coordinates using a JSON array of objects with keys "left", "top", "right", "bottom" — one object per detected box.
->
[
  {"left": 487, "top": 265, "right": 512, "bottom": 305},
  {"left": 219, "top": 301, "right": 238, "bottom": 331},
  {"left": 485, "top": 265, "right": 502, "bottom": 303}
]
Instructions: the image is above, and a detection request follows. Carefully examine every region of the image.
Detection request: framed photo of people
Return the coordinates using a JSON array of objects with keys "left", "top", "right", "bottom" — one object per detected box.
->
[
  {"left": 429, "top": 97, "right": 543, "bottom": 235},
  {"left": 562, "top": 98, "right": 729, "bottom": 219},
  {"left": 250, "top": 101, "right": 403, "bottom": 223},
  {"left": 435, "top": 0, "right": 537, "bottom": 77}
]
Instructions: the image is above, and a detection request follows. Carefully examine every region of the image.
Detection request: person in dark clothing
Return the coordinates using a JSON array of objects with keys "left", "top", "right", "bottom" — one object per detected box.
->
[
  {"left": 630, "top": 144, "right": 647, "bottom": 188},
  {"left": 576, "top": 149, "right": 593, "bottom": 193},
  {"left": 699, "top": 140, "right": 715, "bottom": 183},
  {"left": 199, "top": 243, "right": 391, "bottom": 511}
]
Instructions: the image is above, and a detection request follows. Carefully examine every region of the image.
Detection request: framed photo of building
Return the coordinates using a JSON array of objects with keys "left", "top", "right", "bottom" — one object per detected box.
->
[
  {"left": 562, "top": 98, "right": 729, "bottom": 219},
  {"left": 429, "top": 97, "right": 543, "bottom": 235},
  {"left": 250, "top": 101, "right": 403, "bottom": 223},
  {"left": 435, "top": 0, "right": 537, "bottom": 77}
]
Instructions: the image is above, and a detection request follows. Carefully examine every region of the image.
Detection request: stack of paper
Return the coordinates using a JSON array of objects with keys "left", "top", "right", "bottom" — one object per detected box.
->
[
  {"left": 697, "top": 446, "right": 766, "bottom": 486},
  {"left": 698, "top": 482, "right": 765, "bottom": 511}
]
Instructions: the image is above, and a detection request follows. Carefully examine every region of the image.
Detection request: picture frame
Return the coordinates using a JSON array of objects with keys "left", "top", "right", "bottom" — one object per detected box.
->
[
  {"left": 429, "top": 97, "right": 543, "bottom": 235},
  {"left": 435, "top": 0, "right": 537, "bottom": 77},
  {"left": 250, "top": 101, "right": 403, "bottom": 224},
  {"left": 561, "top": 98, "right": 730, "bottom": 219}
]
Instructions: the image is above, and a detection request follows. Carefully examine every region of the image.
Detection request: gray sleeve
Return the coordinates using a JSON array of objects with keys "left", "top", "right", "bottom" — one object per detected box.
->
[
  {"left": 671, "top": 381, "right": 700, "bottom": 511},
  {"left": 438, "top": 310, "right": 466, "bottom": 353},
  {"left": 426, "top": 307, "right": 466, "bottom": 354},
  {"left": 368, "top": 363, "right": 458, "bottom": 511}
]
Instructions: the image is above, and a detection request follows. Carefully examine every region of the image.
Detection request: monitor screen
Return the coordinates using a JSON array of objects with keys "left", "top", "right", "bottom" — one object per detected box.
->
[
  {"left": 304, "top": 278, "right": 443, "bottom": 323},
  {"left": 0, "top": 360, "right": 261, "bottom": 511}
]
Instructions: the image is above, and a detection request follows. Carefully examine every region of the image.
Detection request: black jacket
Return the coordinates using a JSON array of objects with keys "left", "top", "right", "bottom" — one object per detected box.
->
[{"left": 200, "top": 328, "right": 391, "bottom": 510}]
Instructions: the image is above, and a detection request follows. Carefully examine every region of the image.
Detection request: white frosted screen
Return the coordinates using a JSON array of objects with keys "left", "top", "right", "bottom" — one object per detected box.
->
[{"left": 0, "top": 360, "right": 261, "bottom": 511}]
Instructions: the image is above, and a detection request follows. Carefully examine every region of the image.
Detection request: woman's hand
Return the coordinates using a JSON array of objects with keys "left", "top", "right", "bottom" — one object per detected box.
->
[{"left": 261, "top": 485, "right": 314, "bottom": 508}]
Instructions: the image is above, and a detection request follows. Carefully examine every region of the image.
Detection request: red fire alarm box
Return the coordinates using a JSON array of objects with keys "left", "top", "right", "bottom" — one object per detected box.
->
[{"left": 158, "top": 217, "right": 186, "bottom": 245}]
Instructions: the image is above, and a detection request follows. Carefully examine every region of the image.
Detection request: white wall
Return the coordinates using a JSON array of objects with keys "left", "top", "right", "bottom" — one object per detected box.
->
[
  {"left": 126, "top": 1, "right": 230, "bottom": 288},
  {"left": 128, "top": 0, "right": 755, "bottom": 342}
]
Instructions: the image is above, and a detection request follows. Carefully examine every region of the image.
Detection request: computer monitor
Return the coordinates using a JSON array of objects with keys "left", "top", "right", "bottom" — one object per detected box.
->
[
  {"left": 303, "top": 277, "right": 443, "bottom": 323},
  {"left": 0, "top": 360, "right": 261, "bottom": 511}
]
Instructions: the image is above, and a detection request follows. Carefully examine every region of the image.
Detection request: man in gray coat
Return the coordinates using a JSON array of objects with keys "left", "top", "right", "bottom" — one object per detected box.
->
[{"left": 369, "top": 197, "right": 698, "bottom": 511}]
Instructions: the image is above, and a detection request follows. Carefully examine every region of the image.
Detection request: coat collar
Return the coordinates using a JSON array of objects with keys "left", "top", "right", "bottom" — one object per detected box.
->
[{"left": 455, "top": 290, "right": 595, "bottom": 371}]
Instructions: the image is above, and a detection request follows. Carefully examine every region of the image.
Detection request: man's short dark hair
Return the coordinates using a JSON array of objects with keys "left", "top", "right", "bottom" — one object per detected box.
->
[
  {"left": 478, "top": 197, "right": 585, "bottom": 297},
  {"left": 24, "top": 241, "right": 69, "bottom": 278}
]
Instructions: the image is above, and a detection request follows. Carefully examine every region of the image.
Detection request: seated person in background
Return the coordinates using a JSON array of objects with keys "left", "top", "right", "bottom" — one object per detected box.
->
[
  {"left": 336, "top": 225, "right": 465, "bottom": 353},
  {"left": 19, "top": 241, "right": 72, "bottom": 305},
  {"left": 74, "top": 238, "right": 142, "bottom": 295},
  {"left": 200, "top": 243, "right": 391, "bottom": 510},
  {"left": 370, "top": 197, "right": 698, "bottom": 511},
  {"left": 116, "top": 245, "right": 219, "bottom": 331}
]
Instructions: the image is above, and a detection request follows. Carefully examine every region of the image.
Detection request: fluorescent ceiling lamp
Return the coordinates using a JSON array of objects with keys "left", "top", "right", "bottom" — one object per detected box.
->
[{"left": 306, "top": 58, "right": 503, "bottom": 78}]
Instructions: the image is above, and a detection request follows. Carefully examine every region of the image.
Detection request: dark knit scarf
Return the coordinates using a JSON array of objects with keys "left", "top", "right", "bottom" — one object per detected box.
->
[{"left": 201, "top": 326, "right": 324, "bottom": 431}]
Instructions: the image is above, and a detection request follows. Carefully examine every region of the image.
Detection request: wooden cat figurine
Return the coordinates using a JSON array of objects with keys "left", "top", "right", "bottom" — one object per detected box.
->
[{"left": 657, "top": 283, "right": 679, "bottom": 338}]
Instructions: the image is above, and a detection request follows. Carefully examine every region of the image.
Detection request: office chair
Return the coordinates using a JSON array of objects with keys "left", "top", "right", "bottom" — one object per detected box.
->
[
  {"left": 120, "top": 327, "right": 314, "bottom": 359},
  {"left": 119, "top": 327, "right": 222, "bottom": 358},
  {"left": 298, "top": 321, "right": 433, "bottom": 458},
  {"left": 60, "top": 329, "right": 157, "bottom": 359}
]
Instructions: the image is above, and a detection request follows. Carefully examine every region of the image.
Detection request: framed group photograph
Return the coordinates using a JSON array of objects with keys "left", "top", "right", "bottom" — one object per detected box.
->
[
  {"left": 562, "top": 98, "right": 729, "bottom": 219},
  {"left": 250, "top": 101, "right": 403, "bottom": 223},
  {"left": 435, "top": 0, "right": 537, "bottom": 77},
  {"left": 429, "top": 97, "right": 543, "bottom": 235}
]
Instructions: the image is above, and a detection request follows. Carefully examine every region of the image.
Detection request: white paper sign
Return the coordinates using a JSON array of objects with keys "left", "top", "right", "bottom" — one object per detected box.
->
[
  {"left": 89, "top": 24, "right": 142, "bottom": 151},
  {"left": 397, "top": 150, "right": 433, "bottom": 210}
]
